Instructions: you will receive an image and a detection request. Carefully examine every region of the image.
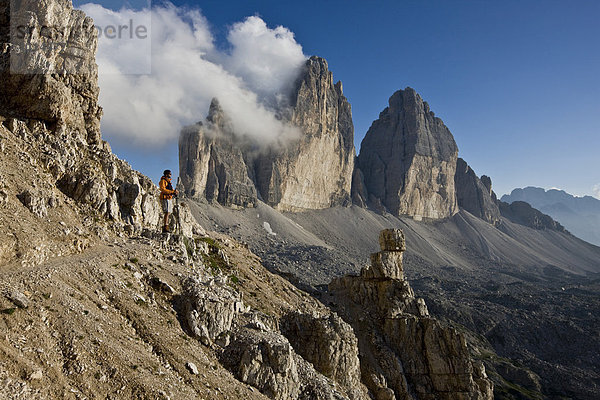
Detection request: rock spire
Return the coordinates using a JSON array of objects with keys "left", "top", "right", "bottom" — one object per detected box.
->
[
  {"left": 355, "top": 88, "right": 459, "bottom": 219},
  {"left": 330, "top": 229, "right": 494, "bottom": 399},
  {"left": 454, "top": 158, "right": 501, "bottom": 225},
  {"left": 179, "top": 56, "right": 355, "bottom": 211}
]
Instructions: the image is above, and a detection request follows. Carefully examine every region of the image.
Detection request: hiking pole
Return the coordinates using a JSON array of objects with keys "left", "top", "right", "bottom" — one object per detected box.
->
[{"left": 174, "top": 195, "right": 182, "bottom": 235}]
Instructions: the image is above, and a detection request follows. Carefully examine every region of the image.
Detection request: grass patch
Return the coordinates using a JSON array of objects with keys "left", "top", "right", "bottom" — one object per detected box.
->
[
  {"left": 203, "top": 253, "right": 229, "bottom": 275},
  {"left": 488, "top": 369, "right": 542, "bottom": 400},
  {"left": 183, "top": 236, "right": 195, "bottom": 258},
  {"left": 196, "top": 237, "right": 220, "bottom": 249},
  {"left": 130, "top": 257, "right": 139, "bottom": 264},
  {"left": 1, "top": 308, "right": 16, "bottom": 315}
]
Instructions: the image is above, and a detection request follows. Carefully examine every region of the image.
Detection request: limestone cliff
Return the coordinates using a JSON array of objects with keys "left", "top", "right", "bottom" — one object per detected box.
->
[
  {"left": 454, "top": 158, "right": 501, "bottom": 225},
  {"left": 356, "top": 88, "right": 459, "bottom": 220},
  {"left": 179, "top": 99, "right": 257, "bottom": 208},
  {"left": 180, "top": 56, "right": 355, "bottom": 211},
  {"left": 0, "top": 0, "right": 102, "bottom": 145},
  {"left": 254, "top": 56, "right": 355, "bottom": 211},
  {"left": 0, "top": 0, "right": 197, "bottom": 267},
  {"left": 330, "top": 229, "right": 494, "bottom": 400}
]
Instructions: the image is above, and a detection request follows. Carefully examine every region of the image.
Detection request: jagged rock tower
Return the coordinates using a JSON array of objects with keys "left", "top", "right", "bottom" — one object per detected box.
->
[
  {"left": 330, "top": 229, "right": 493, "bottom": 399},
  {"left": 179, "top": 56, "right": 355, "bottom": 211},
  {"left": 254, "top": 56, "right": 355, "bottom": 211},
  {"left": 454, "top": 158, "right": 501, "bottom": 225},
  {"left": 179, "top": 99, "right": 257, "bottom": 208},
  {"left": 355, "top": 88, "right": 459, "bottom": 220}
]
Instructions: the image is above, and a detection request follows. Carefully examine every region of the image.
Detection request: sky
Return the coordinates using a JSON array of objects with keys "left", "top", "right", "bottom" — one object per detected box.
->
[{"left": 73, "top": 0, "right": 600, "bottom": 199}]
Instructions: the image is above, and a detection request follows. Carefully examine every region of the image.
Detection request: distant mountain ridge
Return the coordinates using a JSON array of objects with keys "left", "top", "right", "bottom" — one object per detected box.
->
[{"left": 502, "top": 187, "right": 600, "bottom": 246}]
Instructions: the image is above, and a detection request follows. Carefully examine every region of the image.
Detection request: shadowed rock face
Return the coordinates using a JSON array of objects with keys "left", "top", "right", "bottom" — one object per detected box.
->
[
  {"left": 455, "top": 158, "right": 501, "bottom": 225},
  {"left": 180, "top": 56, "right": 355, "bottom": 211},
  {"left": 498, "top": 200, "right": 567, "bottom": 232},
  {"left": 356, "top": 88, "right": 459, "bottom": 220},
  {"left": 179, "top": 99, "right": 257, "bottom": 208}
]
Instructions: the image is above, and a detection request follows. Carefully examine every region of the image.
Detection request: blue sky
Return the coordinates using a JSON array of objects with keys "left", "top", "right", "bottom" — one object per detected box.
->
[{"left": 74, "top": 0, "right": 600, "bottom": 198}]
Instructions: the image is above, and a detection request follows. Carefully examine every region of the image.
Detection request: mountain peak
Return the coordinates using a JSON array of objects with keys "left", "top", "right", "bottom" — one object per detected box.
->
[{"left": 355, "top": 87, "right": 458, "bottom": 219}]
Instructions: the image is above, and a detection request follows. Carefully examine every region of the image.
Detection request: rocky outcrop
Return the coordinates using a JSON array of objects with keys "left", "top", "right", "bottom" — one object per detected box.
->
[
  {"left": 179, "top": 99, "right": 257, "bottom": 208},
  {"left": 223, "top": 327, "right": 352, "bottom": 400},
  {"left": 498, "top": 201, "right": 567, "bottom": 232},
  {"left": 183, "top": 275, "right": 246, "bottom": 346},
  {"left": 182, "top": 272, "right": 368, "bottom": 399},
  {"left": 281, "top": 311, "right": 369, "bottom": 400},
  {"left": 356, "top": 88, "right": 459, "bottom": 220},
  {"left": 180, "top": 57, "right": 355, "bottom": 211},
  {"left": 330, "top": 229, "right": 493, "bottom": 400},
  {"left": 0, "top": 0, "right": 102, "bottom": 145},
  {"left": 0, "top": 0, "right": 204, "bottom": 269},
  {"left": 254, "top": 56, "right": 355, "bottom": 211},
  {"left": 454, "top": 158, "right": 501, "bottom": 225}
]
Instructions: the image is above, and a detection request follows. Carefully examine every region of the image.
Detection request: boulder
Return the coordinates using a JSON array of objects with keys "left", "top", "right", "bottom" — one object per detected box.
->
[
  {"left": 281, "top": 311, "right": 369, "bottom": 400},
  {"left": 223, "top": 327, "right": 350, "bottom": 400},
  {"left": 182, "top": 276, "right": 245, "bottom": 346}
]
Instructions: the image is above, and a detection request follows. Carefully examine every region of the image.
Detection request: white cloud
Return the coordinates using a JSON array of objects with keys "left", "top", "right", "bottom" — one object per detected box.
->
[
  {"left": 223, "top": 16, "right": 305, "bottom": 106},
  {"left": 78, "top": 3, "right": 307, "bottom": 147},
  {"left": 593, "top": 184, "right": 600, "bottom": 199}
]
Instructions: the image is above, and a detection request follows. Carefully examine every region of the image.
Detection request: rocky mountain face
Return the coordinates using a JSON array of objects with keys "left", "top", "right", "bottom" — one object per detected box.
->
[
  {"left": 0, "top": 0, "right": 171, "bottom": 227},
  {"left": 502, "top": 187, "right": 600, "bottom": 245},
  {"left": 329, "top": 229, "right": 493, "bottom": 400},
  {"left": 497, "top": 201, "right": 567, "bottom": 233},
  {"left": 0, "top": 0, "right": 101, "bottom": 146},
  {"left": 180, "top": 56, "right": 355, "bottom": 211},
  {"left": 454, "top": 158, "right": 501, "bottom": 225},
  {"left": 179, "top": 99, "right": 257, "bottom": 208},
  {"left": 254, "top": 56, "right": 355, "bottom": 211},
  {"left": 0, "top": 0, "right": 190, "bottom": 268},
  {"left": 355, "top": 88, "right": 459, "bottom": 220}
]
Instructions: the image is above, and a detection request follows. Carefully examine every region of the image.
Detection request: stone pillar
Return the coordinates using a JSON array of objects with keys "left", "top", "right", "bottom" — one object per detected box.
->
[{"left": 362, "top": 229, "right": 406, "bottom": 280}]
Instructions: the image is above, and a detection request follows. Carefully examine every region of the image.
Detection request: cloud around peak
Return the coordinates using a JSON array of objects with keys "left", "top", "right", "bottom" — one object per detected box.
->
[
  {"left": 78, "top": 2, "right": 307, "bottom": 147},
  {"left": 593, "top": 184, "right": 600, "bottom": 199}
]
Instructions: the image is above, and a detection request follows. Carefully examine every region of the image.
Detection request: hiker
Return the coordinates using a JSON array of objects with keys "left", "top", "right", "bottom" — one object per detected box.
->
[{"left": 159, "top": 170, "right": 178, "bottom": 233}]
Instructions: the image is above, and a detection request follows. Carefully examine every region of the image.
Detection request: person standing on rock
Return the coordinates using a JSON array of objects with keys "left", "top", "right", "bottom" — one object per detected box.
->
[{"left": 159, "top": 170, "right": 178, "bottom": 233}]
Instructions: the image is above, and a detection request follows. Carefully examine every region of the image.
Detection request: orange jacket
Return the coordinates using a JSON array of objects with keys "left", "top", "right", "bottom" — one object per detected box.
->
[{"left": 159, "top": 176, "right": 176, "bottom": 200}]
